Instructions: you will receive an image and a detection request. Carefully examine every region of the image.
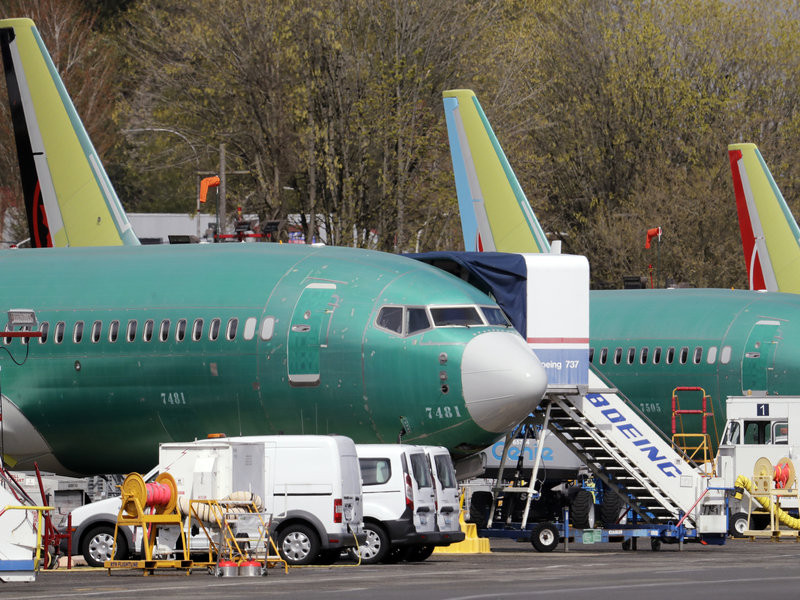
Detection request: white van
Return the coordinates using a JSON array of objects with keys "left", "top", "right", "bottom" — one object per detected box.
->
[
  {"left": 65, "top": 435, "right": 364, "bottom": 566},
  {"left": 354, "top": 444, "right": 463, "bottom": 564},
  {"left": 423, "top": 446, "right": 463, "bottom": 550}
]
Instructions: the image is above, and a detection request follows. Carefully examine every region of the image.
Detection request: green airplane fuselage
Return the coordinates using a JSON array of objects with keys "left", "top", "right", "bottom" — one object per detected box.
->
[
  {"left": 0, "top": 243, "right": 544, "bottom": 475},
  {"left": 591, "top": 288, "right": 799, "bottom": 442}
]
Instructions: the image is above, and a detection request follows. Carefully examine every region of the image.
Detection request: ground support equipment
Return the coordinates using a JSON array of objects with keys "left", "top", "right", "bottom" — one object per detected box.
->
[
  {"left": 479, "top": 499, "right": 728, "bottom": 553},
  {"left": 671, "top": 386, "right": 718, "bottom": 473},
  {"left": 0, "top": 503, "right": 53, "bottom": 582},
  {"left": 188, "top": 499, "right": 287, "bottom": 575},
  {"left": 735, "top": 456, "right": 800, "bottom": 540},
  {"left": 33, "top": 463, "right": 72, "bottom": 569},
  {"left": 474, "top": 372, "right": 730, "bottom": 552},
  {"left": 105, "top": 472, "right": 192, "bottom": 575}
]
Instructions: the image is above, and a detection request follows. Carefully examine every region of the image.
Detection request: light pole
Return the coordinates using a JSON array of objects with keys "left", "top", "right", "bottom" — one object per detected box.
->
[{"left": 121, "top": 128, "right": 203, "bottom": 237}]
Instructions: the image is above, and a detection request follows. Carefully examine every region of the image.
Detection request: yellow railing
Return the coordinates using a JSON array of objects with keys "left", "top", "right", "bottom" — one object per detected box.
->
[{"left": 0, "top": 504, "right": 54, "bottom": 571}]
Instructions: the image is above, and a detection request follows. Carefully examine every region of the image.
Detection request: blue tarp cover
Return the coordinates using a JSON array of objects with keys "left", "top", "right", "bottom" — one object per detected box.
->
[{"left": 404, "top": 251, "right": 528, "bottom": 337}]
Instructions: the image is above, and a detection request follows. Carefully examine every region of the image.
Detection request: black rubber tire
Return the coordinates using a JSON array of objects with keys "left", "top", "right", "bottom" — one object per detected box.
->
[
  {"left": 351, "top": 522, "right": 389, "bottom": 565},
  {"left": 316, "top": 548, "right": 341, "bottom": 565},
  {"left": 750, "top": 513, "right": 770, "bottom": 530},
  {"left": 405, "top": 544, "right": 435, "bottom": 562},
  {"left": 651, "top": 537, "right": 662, "bottom": 552},
  {"left": 380, "top": 544, "right": 409, "bottom": 564},
  {"left": 600, "top": 490, "right": 624, "bottom": 527},
  {"left": 81, "top": 525, "right": 128, "bottom": 567},
  {"left": 621, "top": 538, "right": 633, "bottom": 551},
  {"left": 277, "top": 523, "right": 320, "bottom": 566},
  {"left": 468, "top": 491, "right": 493, "bottom": 529},
  {"left": 530, "top": 522, "right": 559, "bottom": 552},
  {"left": 570, "top": 489, "right": 595, "bottom": 529},
  {"left": 729, "top": 512, "right": 750, "bottom": 537}
]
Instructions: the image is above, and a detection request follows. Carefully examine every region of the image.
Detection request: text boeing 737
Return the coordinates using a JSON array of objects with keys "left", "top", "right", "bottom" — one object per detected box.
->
[
  {"left": 443, "top": 89, "right": 800, "bottom": 439},
  {"left": 0, "top": 21, "right": 548, "bottom": 476}
]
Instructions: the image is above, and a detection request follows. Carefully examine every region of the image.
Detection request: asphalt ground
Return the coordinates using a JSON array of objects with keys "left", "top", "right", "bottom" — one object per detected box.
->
[{"left": 4, "top": 537, "right": 800, "bottom": 600}]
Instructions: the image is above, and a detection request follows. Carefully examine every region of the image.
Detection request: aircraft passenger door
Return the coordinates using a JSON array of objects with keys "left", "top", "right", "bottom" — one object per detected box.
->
[
  {"left": 287, "top": 283, "right": 337, "bottom": 386},
  {"left": 742, "top": 320, "right": 781, "bottom": 394}
]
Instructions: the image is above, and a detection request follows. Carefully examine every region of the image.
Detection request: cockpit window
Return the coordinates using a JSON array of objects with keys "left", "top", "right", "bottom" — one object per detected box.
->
[
  {"left": 430, "top": 306, "right": 483, "bottom": 327},
  {"left": 481, "top": 306, "right": 510, "bottom": 327},
  {"left": 406, "top": 308, "right": 431, "bottom": 335},
  {"left": 377, "top": 306, "right": 403, "bottom": 334},
  {"left": 377, "top": 304, "right": 504, "bottom": 336}
]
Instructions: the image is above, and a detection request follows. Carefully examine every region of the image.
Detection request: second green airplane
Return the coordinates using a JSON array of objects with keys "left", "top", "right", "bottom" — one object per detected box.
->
[{"left": 443, "top": 88, "right": 800, "bottom": 442}]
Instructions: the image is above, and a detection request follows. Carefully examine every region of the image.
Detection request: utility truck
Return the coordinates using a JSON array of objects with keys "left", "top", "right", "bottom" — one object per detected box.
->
[{"left": 717, "top": 396, "right": 800, "bottom": 537}]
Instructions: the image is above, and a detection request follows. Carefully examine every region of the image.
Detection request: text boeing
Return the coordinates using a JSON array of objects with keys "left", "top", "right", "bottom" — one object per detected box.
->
[{"left": 586, "top": 394, "right": 682, "bottom": 478}]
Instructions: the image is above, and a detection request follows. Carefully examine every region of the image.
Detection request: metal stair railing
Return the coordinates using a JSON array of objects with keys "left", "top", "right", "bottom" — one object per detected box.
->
[
  {"left": 543, "top": 393, "right": 684, "bottom": 524},
  {"left": 486, "top": 371, "right": 708, "bottom": 531}
]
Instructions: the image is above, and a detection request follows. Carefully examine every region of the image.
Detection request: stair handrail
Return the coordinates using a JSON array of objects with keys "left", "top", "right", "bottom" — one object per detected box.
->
[{"left": 587, "top": 366, "right": 702, "bottom": 471}]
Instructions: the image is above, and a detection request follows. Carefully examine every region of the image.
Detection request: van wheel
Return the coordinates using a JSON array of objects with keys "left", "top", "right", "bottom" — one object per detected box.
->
[
  {"left": 405, "top": 544, "right": 435, "bottom": 562},
  {"left": 82, "top": 525, "right": 128, "bottom": 567},
  {"left": 380, "top": 544, "right": 408, "bottom": 564},
  {"left": 352, "top": 522, "right": 388, "bottom": 565},
  {"left": 277, "top": 524, "right": 320, "bottom": 566}
]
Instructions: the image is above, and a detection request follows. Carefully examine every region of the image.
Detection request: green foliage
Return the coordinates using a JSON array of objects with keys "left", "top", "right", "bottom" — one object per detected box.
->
[
  {"left": 508, "top": 0, "right": 800, "bottom": 288},
  {"left": 113, "top": 0, "right": 496, "bottom": 248},
  {"left": 7, "top": 0, "right": 800, "bottom": 289}
]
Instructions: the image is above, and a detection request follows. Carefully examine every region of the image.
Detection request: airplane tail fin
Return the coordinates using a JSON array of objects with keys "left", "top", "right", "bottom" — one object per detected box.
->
[
  {"left": 728, "top": 142, "right": 800, "bottom": 293},
  {"left": 443, "top": 89, "right": 549, "bottom": 253},
  {"left": 0, "top": 18, "right": 138, "bottom": 247}
]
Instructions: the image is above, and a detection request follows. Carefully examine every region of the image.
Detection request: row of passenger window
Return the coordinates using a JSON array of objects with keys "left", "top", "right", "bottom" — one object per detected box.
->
[
  {"left": 590, "top": 344, "right": 733, "bottom": 366},
  {"left": 11, "top": 316, "right": 280, "bottom": 345}
]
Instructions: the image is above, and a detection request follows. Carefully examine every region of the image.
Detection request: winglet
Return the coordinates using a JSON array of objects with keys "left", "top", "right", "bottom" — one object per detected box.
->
[
  {"left": 0, "top": 18, "right": 138, "bottom": 246},
  {"left": 443, "top": 89, "right": 549, "bottom": 253},
  {"left": 728, "top": 143, "right": 800, "bottom": 293}
]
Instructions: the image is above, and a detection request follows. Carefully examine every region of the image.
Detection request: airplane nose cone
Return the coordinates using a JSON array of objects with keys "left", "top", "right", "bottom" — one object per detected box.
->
[{"left": 461, "top": 332, "right": 547, "bottom": 433}]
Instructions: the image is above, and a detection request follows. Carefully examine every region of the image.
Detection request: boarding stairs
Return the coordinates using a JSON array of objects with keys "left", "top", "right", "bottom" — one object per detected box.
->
[{"left": 492, "top": 369, "right": 724, "bottom": 531}]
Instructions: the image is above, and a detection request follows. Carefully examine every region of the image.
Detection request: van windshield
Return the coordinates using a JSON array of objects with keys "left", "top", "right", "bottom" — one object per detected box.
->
[
  {"left": 409, "top": 453, "right": 432, "bottom": 488},
  {"left": 434, "top": 455, "right": 457, "bottom": 489},
  {"left": 359, "top": 458, "right": 392, "bottom": 486}
]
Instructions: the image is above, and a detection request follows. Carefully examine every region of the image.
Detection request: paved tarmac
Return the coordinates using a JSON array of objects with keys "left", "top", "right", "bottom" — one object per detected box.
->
[{"left": 6, "top": 537, "right": 800, "bottom": 600}]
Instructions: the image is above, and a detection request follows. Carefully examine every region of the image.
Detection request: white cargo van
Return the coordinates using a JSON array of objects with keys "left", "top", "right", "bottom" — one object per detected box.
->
[
  {"left": 354, "top": 444, "right": 463, "bottom": 564},
  {"left": 423, "top": 446, "right": 463, "bottom": 555},
  {"left": 65, "top": 435, "right": 364, "bottom": 566}
]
